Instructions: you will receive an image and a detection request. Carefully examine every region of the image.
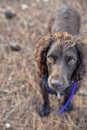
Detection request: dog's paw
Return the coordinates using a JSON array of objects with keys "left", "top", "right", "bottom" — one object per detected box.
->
[
  {"left": 38, "top": 105, "right": 50, "bottom": 117},
  {"left": 65, "top": 102, "right": 73, "bottom": 112}
]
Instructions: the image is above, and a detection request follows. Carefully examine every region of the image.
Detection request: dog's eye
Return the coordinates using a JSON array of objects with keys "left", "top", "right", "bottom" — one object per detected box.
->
[
  {"left": 68, "top": 57, "right": 76, "bottom": 66},
  {"left": 47, "top": 56, "right": 54, "bottom": 63}
]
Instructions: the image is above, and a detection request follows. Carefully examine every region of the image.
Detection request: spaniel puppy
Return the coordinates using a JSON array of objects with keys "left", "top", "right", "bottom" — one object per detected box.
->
[{"left": 35, "top": 6, "right": 87, "bottom": 116}]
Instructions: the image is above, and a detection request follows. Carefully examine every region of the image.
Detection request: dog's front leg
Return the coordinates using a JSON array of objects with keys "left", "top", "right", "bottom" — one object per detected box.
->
[{"left": 38, "top": 81, "right": 50, "bottom": 116}]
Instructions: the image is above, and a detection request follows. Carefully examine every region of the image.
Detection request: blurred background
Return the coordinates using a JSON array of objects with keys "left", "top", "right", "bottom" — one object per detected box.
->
[{"left": 0, "top": 0, "right": 87, "bottom": 130}]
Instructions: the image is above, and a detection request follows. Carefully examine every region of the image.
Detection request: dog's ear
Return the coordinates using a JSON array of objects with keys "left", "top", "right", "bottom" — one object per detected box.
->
[
  {"left": 72, "top": 40, "right": 87, "bottom": 81},
  {"left": 35, "top": 34, "right": 55, "bottom": 78}
]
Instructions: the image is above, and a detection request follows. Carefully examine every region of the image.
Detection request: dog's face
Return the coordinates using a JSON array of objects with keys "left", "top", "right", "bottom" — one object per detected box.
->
[
  {"left": 47, "top": 41, "right": 78, "bottom": 92},
  {"left": 36, "top": 33, "right": 86, "bottom": 94}
]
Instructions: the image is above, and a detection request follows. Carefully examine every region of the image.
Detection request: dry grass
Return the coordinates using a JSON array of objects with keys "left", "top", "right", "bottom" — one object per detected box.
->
[{"left": 0, "top": 0, "right": 87, "bottom": 130}]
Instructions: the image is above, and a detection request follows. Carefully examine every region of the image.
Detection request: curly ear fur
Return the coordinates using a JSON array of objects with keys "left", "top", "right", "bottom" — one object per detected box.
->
[
  {"left": 35, "top": 32, "right": 72, "bottom": 78},
  {"left": 72, "top": 39, "right": 87, "bottom": 81},
  {"left": 35, "top": 35, "right": 54, "bottom": 77}
]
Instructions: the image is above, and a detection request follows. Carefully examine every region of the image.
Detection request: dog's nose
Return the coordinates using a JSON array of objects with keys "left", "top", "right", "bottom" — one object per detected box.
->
[
  {"left": 51, "top": 79, "right": 63, "bottom": 90},
  {"left": 51, "top": 79, "right": 63, "bottom": 86}
]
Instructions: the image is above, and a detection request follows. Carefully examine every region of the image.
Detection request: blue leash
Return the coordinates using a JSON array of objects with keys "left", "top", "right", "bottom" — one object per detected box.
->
[
  {"left": 58, "top": 82, "right": 76, "bottom": 115},
  {"left": 43, "top": 77, "right": 76, "bottom": 115}
]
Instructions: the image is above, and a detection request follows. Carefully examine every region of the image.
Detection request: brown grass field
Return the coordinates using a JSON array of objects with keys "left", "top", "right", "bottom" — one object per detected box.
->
[{"left": 0, "top": 0, "right": 87, "bottom": 130}]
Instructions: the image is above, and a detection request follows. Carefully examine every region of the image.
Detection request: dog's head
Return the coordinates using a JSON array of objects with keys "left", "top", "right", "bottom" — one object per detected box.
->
[{"left": 36, "top": 33, "right": 86, "bottom": 92}]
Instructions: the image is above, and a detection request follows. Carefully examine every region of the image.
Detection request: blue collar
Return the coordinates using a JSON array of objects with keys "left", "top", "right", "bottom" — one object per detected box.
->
[{"left": 42, "top": 77, "right": 76, "bottom": 115}]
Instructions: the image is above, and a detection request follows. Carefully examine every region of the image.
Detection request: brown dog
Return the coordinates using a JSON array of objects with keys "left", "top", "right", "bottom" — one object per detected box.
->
[{"left": 35, "top": 6, "right": 87, "bottom": 116}]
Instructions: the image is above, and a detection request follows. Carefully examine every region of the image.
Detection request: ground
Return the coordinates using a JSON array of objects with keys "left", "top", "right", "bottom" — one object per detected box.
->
[{"left": 0, "top": 0, "right": 87, "bottom": 130}]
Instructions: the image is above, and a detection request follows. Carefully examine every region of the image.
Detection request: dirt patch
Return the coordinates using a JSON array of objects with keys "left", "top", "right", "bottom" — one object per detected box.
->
[{"left": 0, "top": 0, "right": 87, "bottom": 130}]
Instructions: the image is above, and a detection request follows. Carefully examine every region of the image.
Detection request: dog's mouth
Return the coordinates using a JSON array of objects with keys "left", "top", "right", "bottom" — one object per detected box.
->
[
  {"left": 53, "top": 85, "right": 66, "bottom": 92},
  {"left": 43, "top": 77, "right": 74, "bottom": 99},
  {"left": 50, "top": 83, "right": 69, "bottom": 93},
  {"left": 56, "top": 81, "right": 74, "bottom": 100},
  {"left": 48, "top": 77, "right": 71, "bottom": 93}
]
